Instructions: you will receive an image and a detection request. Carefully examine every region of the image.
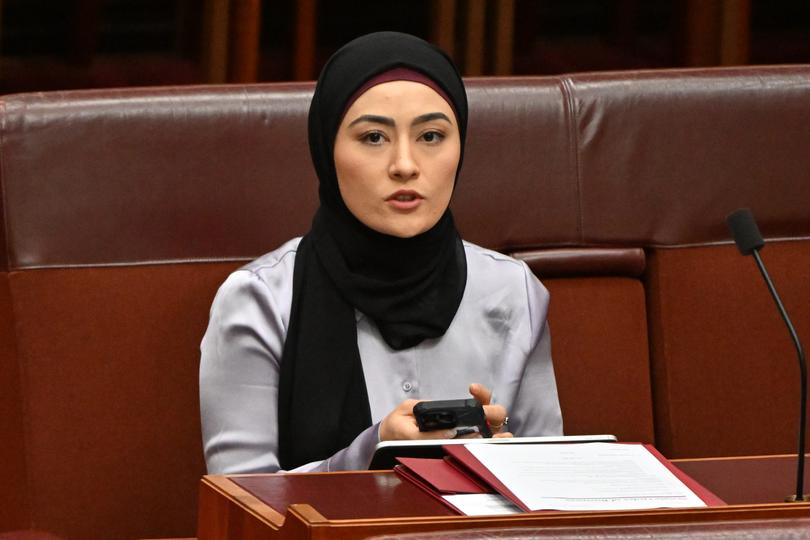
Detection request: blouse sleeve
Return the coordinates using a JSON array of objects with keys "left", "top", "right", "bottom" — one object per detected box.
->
[
  {"left": 199, "top": 269, "right": 380, "bottom": 474},
  {"left": 507, "top": 262, "right": 564, "bottom": 437}
]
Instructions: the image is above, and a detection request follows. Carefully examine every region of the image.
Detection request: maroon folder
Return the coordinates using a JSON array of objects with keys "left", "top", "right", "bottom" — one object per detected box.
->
[
  {"left": 395, "top": 457, "right": 490, "bottom": 494},
  {"left": 394, "top": 457, "right": 494, "bottom": 514},
  {"left": 442, "top": 445, "right": 533, "bottom": 512}
]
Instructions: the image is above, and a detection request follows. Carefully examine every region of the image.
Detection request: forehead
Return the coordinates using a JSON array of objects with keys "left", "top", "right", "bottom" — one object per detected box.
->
[{"left": 343, "top": 80, "right": 456, "bottom": 121}]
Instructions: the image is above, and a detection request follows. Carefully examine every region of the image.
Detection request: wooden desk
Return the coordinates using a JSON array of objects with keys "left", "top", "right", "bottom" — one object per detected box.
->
[{"left": 197, "top": 454, "right": 810, "bottom": 540}]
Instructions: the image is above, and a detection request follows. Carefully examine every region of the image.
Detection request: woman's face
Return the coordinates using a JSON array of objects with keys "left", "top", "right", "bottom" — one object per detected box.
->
[{"left": 333, "top": 80, "right": 461, "bottom": 238}]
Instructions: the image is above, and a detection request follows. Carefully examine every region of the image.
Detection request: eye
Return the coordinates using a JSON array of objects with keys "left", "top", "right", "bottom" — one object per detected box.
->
[
  {"left": 419, "top": 130, "right": 445, "bottom": 144},
  {"left": 360, "top": 131, "right": 387, "bottom": 145}
]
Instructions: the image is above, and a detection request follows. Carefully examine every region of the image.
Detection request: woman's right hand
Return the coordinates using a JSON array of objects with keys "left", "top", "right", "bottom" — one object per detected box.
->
[{"left": 379, "top": 399, "right": 457, "bottom": 441}]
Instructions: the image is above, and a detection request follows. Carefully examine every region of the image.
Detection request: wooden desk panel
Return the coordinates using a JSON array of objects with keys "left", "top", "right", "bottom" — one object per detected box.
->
[
  {"left": 198, "top": 455, "right": 810, "bottom": 540},
  {"left": 235, "top": 471, "right": 455, "bottom": 520},
  {"left": 675, "top": 454, "right": 810, "bottom": 505}
]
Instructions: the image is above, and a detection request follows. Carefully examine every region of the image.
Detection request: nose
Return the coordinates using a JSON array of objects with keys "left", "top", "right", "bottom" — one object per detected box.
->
[{"left": 388, "top": 139, "right": 419, "bottom": 182}]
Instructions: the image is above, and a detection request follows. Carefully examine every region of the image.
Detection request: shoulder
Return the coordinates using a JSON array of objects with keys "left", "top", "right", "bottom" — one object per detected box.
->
[
  {"left": 463, "top": 240, "right": 527, "bottom": 271},
  {"left": 461, "top": 240, "right": 549, "bottom": 317},
  {"left": 463, "top": 241, "right": 543, "bottom": 291},
  {"left": 210, "top": 238, "right": 301, "bottom": 321},
  {"left": 240, "top": 237, "right": 301, "bottom": 279},
  {"left": 226, "top": 237, "right": 301, "bottom": 293}
]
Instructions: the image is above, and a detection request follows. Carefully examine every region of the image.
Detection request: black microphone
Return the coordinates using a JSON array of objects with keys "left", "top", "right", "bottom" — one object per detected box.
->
[{"left": 727, "top": 208, "right": 808, "bottom": 502}]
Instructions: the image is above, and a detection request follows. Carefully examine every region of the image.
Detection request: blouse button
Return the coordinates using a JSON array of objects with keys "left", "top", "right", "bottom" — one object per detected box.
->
[{"left": 402, "top": 381, "right": 413, "bottom": 392}]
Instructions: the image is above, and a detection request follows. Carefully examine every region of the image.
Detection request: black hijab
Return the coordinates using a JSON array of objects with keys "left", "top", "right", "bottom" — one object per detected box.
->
[{"left": 277, "top": 31, "right": 469, "bottom": 470}]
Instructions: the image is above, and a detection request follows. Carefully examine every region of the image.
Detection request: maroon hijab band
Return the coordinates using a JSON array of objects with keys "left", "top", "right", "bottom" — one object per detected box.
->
[{"left": 342, "top": 67, "right": 459, "bottom": 124}]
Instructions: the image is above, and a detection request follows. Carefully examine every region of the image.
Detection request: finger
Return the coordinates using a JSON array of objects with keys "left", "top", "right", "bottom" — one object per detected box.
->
[
  {"left": 493, "top": 431, "right": 514, "bottom": 439},
  {"left": 403, "top": 399, "right": 422, "bottom": 414},
  {"left": 420, "top": 428, "right": 458, "bottom": 440},
  {"left": 483, "top": 404, "right": 508, "bottom": 430},
  {"left": 468, "top": 383, "right": 493, "bottom": 405}
]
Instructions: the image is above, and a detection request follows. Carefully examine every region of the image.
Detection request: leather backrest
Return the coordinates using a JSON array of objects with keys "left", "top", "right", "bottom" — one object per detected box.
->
[
  {"left": 1, "top": 79, "right": 576, "bottom": 269},
  {"left": 569, "top": 67, "right": 810, "bottom": 246},
  {"left": 3, "top": 67, "right": 809, "bottom": 272}
]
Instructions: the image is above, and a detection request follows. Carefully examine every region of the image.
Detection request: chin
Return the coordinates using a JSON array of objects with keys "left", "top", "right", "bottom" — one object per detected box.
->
[{"left": 378, "top": 221, "right": 431, "bottom": 239}]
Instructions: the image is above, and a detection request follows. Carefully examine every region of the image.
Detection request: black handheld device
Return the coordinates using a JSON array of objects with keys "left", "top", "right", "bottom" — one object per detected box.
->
[{"left": 412, "top": 398, "right": 492, "bottom": 438}]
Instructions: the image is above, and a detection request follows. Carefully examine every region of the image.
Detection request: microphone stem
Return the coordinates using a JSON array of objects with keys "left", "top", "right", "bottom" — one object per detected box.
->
[{"left": 752, "top": 249, "right": 807, "bottom": 499}]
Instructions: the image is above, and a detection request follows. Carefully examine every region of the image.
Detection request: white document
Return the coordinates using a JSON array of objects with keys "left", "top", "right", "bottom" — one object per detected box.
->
[
  {"left": 442, "top": 493, "right": 522, "bottom": 516},
  {"left": 467, "top": 442, "right": 707, "bottom": 511}
]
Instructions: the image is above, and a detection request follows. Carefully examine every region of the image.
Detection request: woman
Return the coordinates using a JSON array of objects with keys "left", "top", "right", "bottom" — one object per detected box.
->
[{"left": 200, "top": 31, "right": 562, "bottom": 474}]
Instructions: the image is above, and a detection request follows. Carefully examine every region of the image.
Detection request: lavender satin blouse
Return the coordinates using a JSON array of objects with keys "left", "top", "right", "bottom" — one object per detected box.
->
[{"left": 200, "top": 238, "right": 562, "bottom": 474}]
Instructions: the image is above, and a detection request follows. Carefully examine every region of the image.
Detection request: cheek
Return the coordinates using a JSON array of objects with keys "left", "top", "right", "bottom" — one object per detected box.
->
[
  {"left": 334, "top": 145, "right": 362, "bottom": 194},
  {"left": 334, "top": 146, "right": 381, "bottom": 211},
  {"left": 433, "top": 149, "right": 460, "bottom": 201}
]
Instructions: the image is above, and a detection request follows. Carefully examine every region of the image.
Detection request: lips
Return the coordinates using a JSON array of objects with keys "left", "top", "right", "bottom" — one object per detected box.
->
[{"left": 386, "top": 190, "right": 423, "bottom": 210}]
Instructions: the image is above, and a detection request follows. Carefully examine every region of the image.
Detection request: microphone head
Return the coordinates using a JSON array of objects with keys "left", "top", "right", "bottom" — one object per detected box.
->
[{"left": 727, "top": 208, "right": 765, "bottom": 255}]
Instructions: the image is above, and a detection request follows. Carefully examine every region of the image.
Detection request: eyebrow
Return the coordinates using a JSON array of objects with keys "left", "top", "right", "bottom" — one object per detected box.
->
[
  {"left": 347, "top": 114, "right": 394, "bottom": 128},
  {"left": 413, "top": 112, "right": 452, "bottom": 126},
  {"left": 346, "top": 112, "right": 453, "bottom": 128}
]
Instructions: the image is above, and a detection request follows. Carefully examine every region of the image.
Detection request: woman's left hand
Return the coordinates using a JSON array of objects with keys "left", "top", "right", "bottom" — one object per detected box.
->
[{"left": 469, "top": 383, "right": 512, "bottom": 438}]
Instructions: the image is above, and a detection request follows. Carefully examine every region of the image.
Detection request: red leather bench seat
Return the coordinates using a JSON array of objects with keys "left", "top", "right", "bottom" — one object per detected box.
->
[{"left": 1, "top": 66, "right": 809, "bottom": 537}]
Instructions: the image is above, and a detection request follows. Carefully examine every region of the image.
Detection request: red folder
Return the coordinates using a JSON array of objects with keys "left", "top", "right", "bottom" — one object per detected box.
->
[
  {"left": 394, "top": 457, "right": 493, "bottom": 514},
  {"left": 443, "top": 445, "right": 532, "bottom": 512},
  {"left": 395, "top": 457, "right": 489, "bottom": 494},
  {"left": 396, "top": 443, "right": 725, "bottom": 514}
]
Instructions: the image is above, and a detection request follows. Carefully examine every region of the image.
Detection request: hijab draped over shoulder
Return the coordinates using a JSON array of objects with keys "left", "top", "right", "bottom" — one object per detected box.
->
[{"left": 278, "top": 31, "right": 469, "bottom": 469}]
